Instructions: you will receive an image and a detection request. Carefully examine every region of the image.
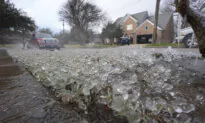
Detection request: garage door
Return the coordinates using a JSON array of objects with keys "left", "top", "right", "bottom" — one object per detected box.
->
[{"left": 137, "top": 34, "right": 153, "bottom": 44}]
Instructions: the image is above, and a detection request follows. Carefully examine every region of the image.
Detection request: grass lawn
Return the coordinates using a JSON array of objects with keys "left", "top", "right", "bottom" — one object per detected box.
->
[
  {"left": 0, "top": 44, "right": 12, "bottom": 48},
  {"left": 0, "top": 44, "right": 6, "bottom": 48},
  {"left": 0, "top": 44, "right": 22, "bottom": 48},
  {"left": 146, "top": 43, "right": 184, "bottom": 47}
]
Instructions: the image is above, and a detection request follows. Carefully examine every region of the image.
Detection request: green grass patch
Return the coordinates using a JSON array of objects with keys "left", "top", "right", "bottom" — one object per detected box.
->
[
  {"left": 89, "top": 44, "right": 118, "bottom": 48},
  {"left": 65, "top": 44, "right": 82, "bottom": 48},
  {"left": 0, "top": 44, "right": 6, "bottom": 48},
  {"left": 0, "top": 44, "right": 22, "bottom": 49},
  {"left": 146, "top": 43, "right": 184, "bottom": 47},
  {"left": 0, "top": 44, "right": 12, "bottom": 48}
]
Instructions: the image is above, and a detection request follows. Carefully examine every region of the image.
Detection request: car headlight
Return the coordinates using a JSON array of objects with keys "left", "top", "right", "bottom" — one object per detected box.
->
[{"left": 180, "top": 33, "right": 185, "bottom": 36}]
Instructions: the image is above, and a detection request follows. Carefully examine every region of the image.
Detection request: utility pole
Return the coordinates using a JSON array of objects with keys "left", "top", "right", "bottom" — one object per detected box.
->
[
  {"left": 63, "top": 19, "right": 65, "bottom": 33},
  {"left": 173, "top": 12, "right": 182, "bottom": 47},
  {"left": 153, "top": 0, "right": 161, "bottom": 44},
  {"left": 177, "top": 13, "right": 180, "bottom": 47}
]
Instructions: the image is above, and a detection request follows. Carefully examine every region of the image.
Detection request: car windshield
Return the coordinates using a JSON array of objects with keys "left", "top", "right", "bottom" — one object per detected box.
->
[{"left": 36, "top": 33, "right": 52, "bottom": 38}]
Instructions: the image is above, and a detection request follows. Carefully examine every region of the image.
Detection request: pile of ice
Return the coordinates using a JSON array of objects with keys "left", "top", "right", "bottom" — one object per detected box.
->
[{"left": 9, "top": 47, "right": 203, "bottom": 122}]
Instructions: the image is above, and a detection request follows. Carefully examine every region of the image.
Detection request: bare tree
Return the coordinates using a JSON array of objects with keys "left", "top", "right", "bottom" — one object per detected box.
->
[
  {"left": 39, "top": 28, "right": 53, "bottom": 36},
  {"left": 153, "top": 0, "right": 161, "bottom": 44},
  {"left": 191, "top": 0, "right": 205, "bottom": 13},
  {"left": 160, "top": 0, "right": 175, "bottom": 13},
  {"left": 59, "top": 0, "right": 104, "bottom": 44},
  {"left": 161, "top": 0, "right": 205, "bottom": 28},
  {"left": 181, "top": 0, "right": 205, "bottom": 28},
  {"left": 175, "top": 0, "right": 205, "bottom": 57},
  {"left": 161, "top": 0, "right": 205, "bottom": 13}
]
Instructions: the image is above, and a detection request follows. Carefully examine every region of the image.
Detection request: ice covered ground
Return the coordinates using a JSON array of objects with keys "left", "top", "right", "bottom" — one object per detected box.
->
[{"left": 8, "top": 46, "right": 205, "bottom": 123}]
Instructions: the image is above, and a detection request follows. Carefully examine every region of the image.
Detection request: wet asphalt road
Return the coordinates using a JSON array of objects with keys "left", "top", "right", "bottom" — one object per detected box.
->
[{"left": 0, "top": 49, "right": 86, "bottom": 123}]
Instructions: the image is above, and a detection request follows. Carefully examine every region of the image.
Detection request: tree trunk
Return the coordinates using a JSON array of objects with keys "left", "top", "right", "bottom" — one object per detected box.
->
[
  {"left": 153, "top": 0, "right": 161, "bottom": 44},
  {"left": 76, "top": 27, "right": 89, "bottom": 46},
  {"left": 181, "top": 19, "right": 190, "bottom": 28},
  {"left": 176, "top": 0, "right": 205, "bottom": 57}
]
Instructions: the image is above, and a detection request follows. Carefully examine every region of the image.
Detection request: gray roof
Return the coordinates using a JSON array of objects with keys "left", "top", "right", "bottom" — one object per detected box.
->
[
  {"left": 131, "top": 11, "right": 148, "bottom": 25},
  {"left": 148, "top": 12, "right": 173, "bottom": 30},
  {"left": 115, "top": 17, "right": 123, "bottom": 26},
  {"left": 115, "top": 11, "right": 148, "bottom": 26}
]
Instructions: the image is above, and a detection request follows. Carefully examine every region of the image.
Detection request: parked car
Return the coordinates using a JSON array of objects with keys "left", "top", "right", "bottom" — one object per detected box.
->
[
  {"left": 28, "top": 33, "right": 60, "bottom": 50},
  {"left": 118, "top": 37, "right": 131, "bottom": 45},
  {"left": 175, "top": 27, "right": 198, "bottom": 48}
]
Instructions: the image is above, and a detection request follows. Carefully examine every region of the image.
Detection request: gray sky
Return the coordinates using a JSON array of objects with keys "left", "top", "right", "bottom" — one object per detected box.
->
[{"left": 11, "top": 0, "right": 157, "bottom": 33}]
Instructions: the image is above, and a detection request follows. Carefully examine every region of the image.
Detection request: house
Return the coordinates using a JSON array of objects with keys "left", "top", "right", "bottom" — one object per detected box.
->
[
  {"left": 115, "top": 11, "right": 174, "bottom": 44},
  {"left": 115, "top": 11, "right": 148, "bottom": 43}
]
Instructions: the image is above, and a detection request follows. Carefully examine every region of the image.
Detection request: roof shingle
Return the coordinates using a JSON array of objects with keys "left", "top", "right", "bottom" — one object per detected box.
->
[
  {"left": 148, "top": 12, "right": 173, "bottom": 30},
  {"left": 115, "top": 11, "right": 148, "bottom": 26}
]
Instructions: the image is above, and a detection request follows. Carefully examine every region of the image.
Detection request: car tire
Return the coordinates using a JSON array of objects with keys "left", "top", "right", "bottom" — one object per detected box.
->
[
  {"left": 38, "top": 45, "right": 42, "bottom": 49},
  {"left": 183, "top": 33, "right": 198, "bottom": 48}
]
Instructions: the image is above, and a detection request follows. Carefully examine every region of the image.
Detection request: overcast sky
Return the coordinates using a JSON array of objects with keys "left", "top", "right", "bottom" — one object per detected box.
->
[{"left": 11, "top": 0, "right": 157, "bottom": 33}]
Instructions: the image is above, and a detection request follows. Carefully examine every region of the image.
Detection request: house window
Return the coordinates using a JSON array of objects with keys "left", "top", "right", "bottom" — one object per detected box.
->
[
  {"left": 145, "top": 26, "right": 148, "bottom": 31},
  {"left": 127, "top": 24, "right": 133, "bottom": 31}
]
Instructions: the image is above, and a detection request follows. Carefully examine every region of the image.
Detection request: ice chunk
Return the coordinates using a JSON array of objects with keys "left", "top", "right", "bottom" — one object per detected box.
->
[
  {"left": 163, "top": 83, "right": 173, "bottom": 90},
  {"left": 42, "top": 66, "right": 45, "bottom": 70},
  {"left": 145, "top": 97, "right": 157, "bottom": 111},
  {"left": 123, "top": 93, "right": 129, "bottom": 100},
  {"left": 111, "top": 97, "right": 124, "bottom": 112},
  {"left": 196, "top": 94, "right": 203, "bottom": 102},
  {"left": 174, "top": 106, "right": 183, "bottom": 113},
  {"left": 174, "top": 104, "right": 195, "bottom": 113}
]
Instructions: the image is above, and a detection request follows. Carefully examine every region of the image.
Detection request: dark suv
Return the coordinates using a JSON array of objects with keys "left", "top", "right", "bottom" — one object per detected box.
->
[{"left": 118, "top": 37, "right": 131, "bottom": 45}]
